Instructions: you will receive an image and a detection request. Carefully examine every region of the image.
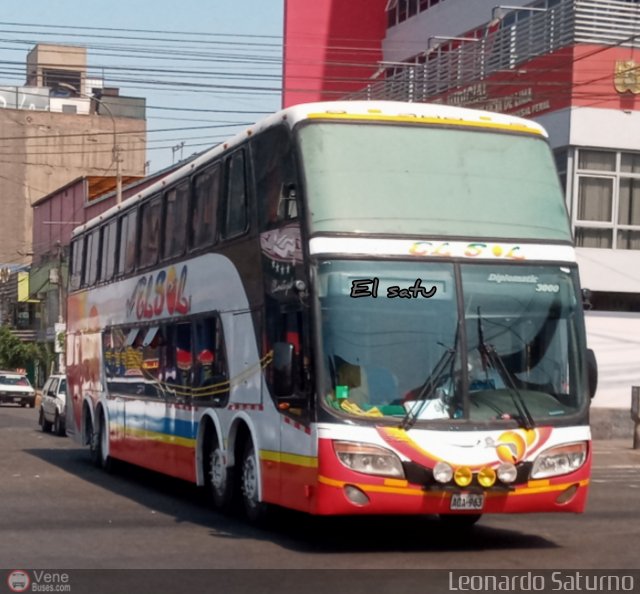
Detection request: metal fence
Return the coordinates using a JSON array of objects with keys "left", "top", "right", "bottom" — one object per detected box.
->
[{"left": 352, "top": 0, "right": 640, "bottom": 102}]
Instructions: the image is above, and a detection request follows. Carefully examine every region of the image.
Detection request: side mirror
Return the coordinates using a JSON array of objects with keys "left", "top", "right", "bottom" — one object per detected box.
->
[
  {"left": 272, "top": 341, "right": 294, "bottom": 397},
  {"left": 586, "top": 348, "right": 598, "bottom": 399}
]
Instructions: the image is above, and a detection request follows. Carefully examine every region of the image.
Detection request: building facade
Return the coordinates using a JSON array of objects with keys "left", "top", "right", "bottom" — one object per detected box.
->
[
  {"left": 30, "top": 165, "right": 184, "bottom": 371},
  {"left": 283, "top": 0, "right": 640, "bottom": 412},
  {"left": 0, "top": 43, "right": 147, "bottom": 360}
]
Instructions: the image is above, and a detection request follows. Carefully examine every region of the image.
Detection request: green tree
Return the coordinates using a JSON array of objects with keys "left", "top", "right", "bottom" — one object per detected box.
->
[{"left": 0, "top": 326, "right": 51, "bottom": 371}]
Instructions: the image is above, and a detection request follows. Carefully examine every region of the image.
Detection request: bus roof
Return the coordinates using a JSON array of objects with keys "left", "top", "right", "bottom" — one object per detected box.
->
[{"left": 71, "top": 100, "right": 548, "bottom": 238}]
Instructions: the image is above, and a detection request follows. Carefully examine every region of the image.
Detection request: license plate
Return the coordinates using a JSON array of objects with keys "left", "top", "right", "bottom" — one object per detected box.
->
[
  {"left": 450, "top": 492, "right": 484, "bottom": 511},
  {"left": 13, "top": 397, "right": 21, "bottom": 403}
]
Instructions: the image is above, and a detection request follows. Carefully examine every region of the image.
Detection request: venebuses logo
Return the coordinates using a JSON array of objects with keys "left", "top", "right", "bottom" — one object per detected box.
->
[{"left": 7, "top": 570, "right": 30, "bottom": 593}]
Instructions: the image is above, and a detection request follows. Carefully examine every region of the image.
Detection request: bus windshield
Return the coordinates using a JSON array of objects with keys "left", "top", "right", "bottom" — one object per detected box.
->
[
  {"left": 317, "top": 260, "right": 587, "bottom": 425},
  {"left": 298, "top": 122, "right": 571, "bottom": 241}
]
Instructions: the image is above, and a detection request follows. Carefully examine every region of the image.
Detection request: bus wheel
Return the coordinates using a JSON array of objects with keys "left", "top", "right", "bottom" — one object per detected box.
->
[
  {"left": 438, "top": 513, "right": 482, "bottom": 528},
  {"left": 240, "top": 440, "right": 268, "bottom": 523},
  {"left": 208, "top": 439, "right": 234, "bottom": 511},
  {"left": 89, "top": 412, "right": 112, "bottom": 471}
]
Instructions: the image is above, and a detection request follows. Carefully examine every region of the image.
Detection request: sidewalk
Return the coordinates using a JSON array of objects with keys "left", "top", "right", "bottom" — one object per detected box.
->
[{"left": 590, "top": 407, "right": 635, "bottom": 439}]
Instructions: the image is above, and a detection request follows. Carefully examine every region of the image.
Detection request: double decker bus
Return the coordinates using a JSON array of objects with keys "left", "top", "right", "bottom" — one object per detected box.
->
[{"left": 66, "top": 101, "right": 596, "bottom": 524}]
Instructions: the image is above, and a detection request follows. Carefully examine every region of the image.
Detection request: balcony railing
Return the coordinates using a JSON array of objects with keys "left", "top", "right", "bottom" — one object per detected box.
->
[{"left": 352, "top": 0, "right": 640, "bottom": 102}]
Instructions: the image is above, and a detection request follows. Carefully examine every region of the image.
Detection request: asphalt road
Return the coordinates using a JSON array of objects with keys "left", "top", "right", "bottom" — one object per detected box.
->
[{"left": 1, "top": 405, "right": 640, "bottom": 573}]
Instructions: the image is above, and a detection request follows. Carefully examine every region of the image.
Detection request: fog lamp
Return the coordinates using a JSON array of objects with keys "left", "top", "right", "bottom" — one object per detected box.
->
[
  {"left": 497, "top": 462, "right": 518, "bottom": 484},
  {"left": 344, "top": 484, "right": 370, "bottom": 506},
  {"left": 556, "top": 483, "right": 579, "bottom": 504},
  {"left": 477, "top": 466, "right": 497, "bottom": 488},
  {"left": 453, "top": 466, "right": 473, "bottom": 487},
  {"left": 433, "top": 461, "right": 453, "bottom": 484}
]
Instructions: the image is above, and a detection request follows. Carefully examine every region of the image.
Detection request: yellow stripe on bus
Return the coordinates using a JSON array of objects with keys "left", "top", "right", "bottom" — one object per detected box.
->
[
  {"left": 122, "top": 425, "right": 196, "bottom": 448},
  {"left": 318, "top": 475, "right": 589, "bottom": 497},
  {"left": 306, "top": 112, "right": 544, "bottom": 136},
  {"left": 260, "top": 450, "right": 318, "bottom": 468}
]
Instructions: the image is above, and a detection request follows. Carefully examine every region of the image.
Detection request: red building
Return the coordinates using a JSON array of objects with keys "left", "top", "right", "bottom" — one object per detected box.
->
[{"left": 283, "top": 0, "right": 640, "bottom": 419}]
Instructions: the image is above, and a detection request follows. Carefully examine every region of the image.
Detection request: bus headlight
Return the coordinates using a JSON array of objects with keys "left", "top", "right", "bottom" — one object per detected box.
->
[
  {"left": 497, "top": 462, "right": 517, "bottom": 484},
  {"left": 433, "top": 461, "right": 453, "bottom": 483},
  {"left": 530, "top": 442, "right": 588, "bottom": 479},
  {"left": 333, "top": 441, "right": 405, "bottom": 478}
]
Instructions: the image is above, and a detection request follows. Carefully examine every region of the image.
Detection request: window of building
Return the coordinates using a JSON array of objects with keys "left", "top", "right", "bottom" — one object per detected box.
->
[
  {"left": 222, "top": 150, "right": 248, "bottom": 239},
  {"left": 163, "top": 181, "right": 190, "bottom": 260},
  {"left": 554, "top": 148, "right": 568, "bottom": 196},
  {"left": 191, "top": 164, "right": 220, "bottom": 249},
  {"left": 139, "top": 195, "right": 163, "bottom": 268},
  {"left": 574, "top": 149, "right": 640, "bottom": 250},
  {"left": 387, "top": 0, "right": 447, "bottom": 27}
]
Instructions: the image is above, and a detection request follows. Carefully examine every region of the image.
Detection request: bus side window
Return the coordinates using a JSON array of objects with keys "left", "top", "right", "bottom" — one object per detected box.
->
[
  {"left": 102, "top": 219, "right": 118, "bottom": 281},
  {"left": 140, "top": 326, "right": 164, "bottom": 397},
  {"left": 69, "top": 238, "right": 83, "bottom": 291},
  {"left": 118, "top": 209, "right": 138, "bottom": 276},
  {"left": 163, "top": 181, "right": 189, "bottom": 260},
  {"left": 253, "top": 126, "right": 298, "bottom": 230},
  {"left": 222, "top": 149, "right": 248, "bottom": 239},
  {"left": 191, "top": 164, "right": 220, "bottom": 249},
  {"left": 83, "top": 229, "right": 100, "bottom": 287},
  {"left": 164, "top": 322, "right": 193, "bottom": 399},
  {"left": 139, "top": 195, "right": 163, "bottom": 268},
  {"left": 193, "top": 316, "right": 229, "bottom": 405},
  {"left": 265, "top": 298, "right": 309, "bottom": 402}
]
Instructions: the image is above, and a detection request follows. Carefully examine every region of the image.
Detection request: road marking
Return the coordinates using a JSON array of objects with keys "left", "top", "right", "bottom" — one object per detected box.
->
[{"left": 592, "top": 465, "right": 640, "bottom": 469}]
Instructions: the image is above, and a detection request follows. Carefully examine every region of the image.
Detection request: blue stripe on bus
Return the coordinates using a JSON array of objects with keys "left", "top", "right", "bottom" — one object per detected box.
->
[{"left": 120, "top": 413, "right": 198, "bottom": 440}]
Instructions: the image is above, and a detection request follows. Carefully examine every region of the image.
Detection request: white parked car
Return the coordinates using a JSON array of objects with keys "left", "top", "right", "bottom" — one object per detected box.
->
[
  {"left": 0, "top": 371, "right": 36, "bottom": 407},
  {"left": 38, "top": 374, "right": 67, "bottom": 436}
]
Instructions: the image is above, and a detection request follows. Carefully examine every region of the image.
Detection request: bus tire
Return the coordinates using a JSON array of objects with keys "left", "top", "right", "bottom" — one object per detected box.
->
[
  {"left": 208, "top": 438, "right": 234, "bottom": 512},
  {"left": 240, "top": 440, "right": 268, "bottom": 523},
  {"left": 89, "top": 411, "right": 112, "bottom": 471},
  {"left": 438, "top": 513, "right": 482, "bottom": 528}
]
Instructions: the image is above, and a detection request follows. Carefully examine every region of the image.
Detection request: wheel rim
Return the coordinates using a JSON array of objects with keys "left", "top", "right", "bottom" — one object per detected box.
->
[
  {"left": 210, "top": 448, "right": 226, "bottom": 494},
  {"left": 242, "top": 450, "right": 258, "bottom": 508}
]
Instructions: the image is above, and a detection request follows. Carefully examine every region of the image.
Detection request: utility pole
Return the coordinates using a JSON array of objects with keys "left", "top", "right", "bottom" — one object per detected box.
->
[
  {"left": 59, "top": 83, "right": 123, "bottom": 204},
  {"left": 52, "top": 241, "right": 66, "bottom": 373}
]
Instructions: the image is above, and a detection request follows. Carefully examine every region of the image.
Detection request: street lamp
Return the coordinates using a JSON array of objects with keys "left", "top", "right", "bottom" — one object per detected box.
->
[{"left": 58, "top": 82, "right": 123, "bottom": 204}]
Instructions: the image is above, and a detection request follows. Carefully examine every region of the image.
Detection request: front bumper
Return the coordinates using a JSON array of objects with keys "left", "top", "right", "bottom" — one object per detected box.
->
[
  {"left": 0, "top": 393, "right": 35, "bottom": 406},
  {"left": 311, "top": 437, "right": 592, "bottom": 516}
]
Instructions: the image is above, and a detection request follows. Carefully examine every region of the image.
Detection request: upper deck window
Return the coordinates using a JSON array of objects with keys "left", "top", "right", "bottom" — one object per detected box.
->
[
  {"left": 298, "top": 121, "right": 571, "bottom": 242},
  {"left": 163, "top": 181, "right": 190, "bottom": 260},
  {"left": 139, "top": 195, "right": 163, "bottom": 268}
]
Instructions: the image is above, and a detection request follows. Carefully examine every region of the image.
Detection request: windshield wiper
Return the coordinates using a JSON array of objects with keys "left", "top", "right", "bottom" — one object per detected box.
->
[
  {"left": 400, "top": 327, "right": 459, "bottom": 431},
  {"left": 476, "top": 307, "right": 535, "bottom": 430}
]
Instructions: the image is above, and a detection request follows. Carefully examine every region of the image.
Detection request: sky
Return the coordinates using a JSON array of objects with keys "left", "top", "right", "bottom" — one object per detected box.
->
[{"left": 0, "top": 0, "right": 285, "bottom": 173}]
